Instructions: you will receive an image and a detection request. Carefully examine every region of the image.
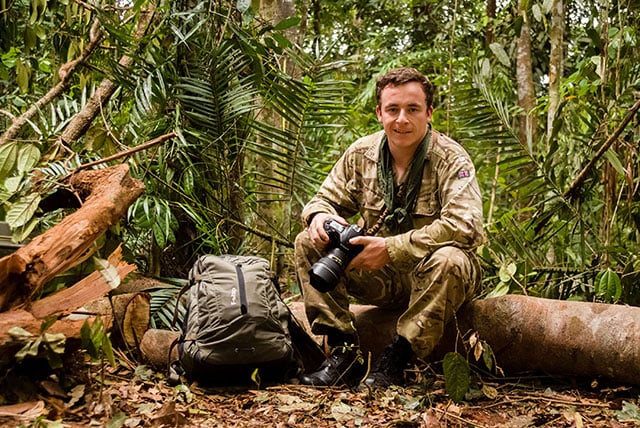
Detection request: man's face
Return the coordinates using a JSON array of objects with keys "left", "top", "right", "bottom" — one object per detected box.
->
[{"left": 376, "top": 81, "right": 433, "bottom": 153}]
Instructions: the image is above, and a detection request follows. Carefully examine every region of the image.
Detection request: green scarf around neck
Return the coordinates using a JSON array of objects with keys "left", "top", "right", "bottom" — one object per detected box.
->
[{"left": 377, "top": 128, "right": 431, "bottom": 234}]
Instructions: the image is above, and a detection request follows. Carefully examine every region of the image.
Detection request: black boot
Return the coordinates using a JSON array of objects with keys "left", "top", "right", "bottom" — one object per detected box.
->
[
  {"left": 364, "top": 335, "right": 414, "bottom": 388},
  {"left": 299, "top": 332, "right": 364, "bottom": 386}
]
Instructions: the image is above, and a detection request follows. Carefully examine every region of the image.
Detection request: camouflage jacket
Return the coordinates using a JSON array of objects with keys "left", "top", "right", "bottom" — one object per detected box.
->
[{"left": 301, "top": 129, "right": 485, "bottom": 270}]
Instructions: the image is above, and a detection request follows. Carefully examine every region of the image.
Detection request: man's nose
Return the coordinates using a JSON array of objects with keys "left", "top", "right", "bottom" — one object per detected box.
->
[{"left": 396, "top": 109, "right": 409, "bottom": 123}]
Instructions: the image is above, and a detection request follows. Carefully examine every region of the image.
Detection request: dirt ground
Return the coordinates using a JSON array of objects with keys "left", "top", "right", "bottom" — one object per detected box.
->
[{"left": 1, "top": 350, "right": 640, "bottom": 428}]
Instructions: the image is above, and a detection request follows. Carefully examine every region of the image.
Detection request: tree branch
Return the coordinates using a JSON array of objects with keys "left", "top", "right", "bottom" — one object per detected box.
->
[
  {"left": 564, "top": 98, "right": 640, "bottom": 200},
  {"left": 0, "top": 19, "right": 104, "bottom": 146},
  {"left": 74, "top": 131, "right": 177, "bottom": 172},
  {"left": 57, "top": 5, "right": 157, "bottom": 146}
]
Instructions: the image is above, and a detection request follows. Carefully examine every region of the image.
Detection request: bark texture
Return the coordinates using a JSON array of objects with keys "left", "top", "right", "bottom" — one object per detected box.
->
[
  {"left": 0, "top": 164, "right": 144, "bottom": 358},
  {"left": 515, "top": 0, "right": 538, "bottom": 146},
  {"left": 458, "top": 295, "right": 640, "bottom": 385},
  {"left": 0, "top": 164, "right": 144, "bottom": 311}
]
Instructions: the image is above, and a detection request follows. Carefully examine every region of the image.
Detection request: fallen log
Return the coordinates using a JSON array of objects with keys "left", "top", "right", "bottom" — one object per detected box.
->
[
  {"left": 292, "top": 297, "right": 640, "bottom": 387},
  {"left": 0, "top": 247, "right": 140, "bottom": 356},
  {"left": 457, "top": 294, "right": 640, "bottom": 385},
  {"left": 28, "top": 246, "right": 136, "bottom": 319},
  {"left": 140, "top": 328, "right": 180, "bottom": 369},
  {"left": 140, "top": 308, "right": 326, "bottom": 373},
  {"left": 0, "top": 164, "right": 144, "bottom": 311}
]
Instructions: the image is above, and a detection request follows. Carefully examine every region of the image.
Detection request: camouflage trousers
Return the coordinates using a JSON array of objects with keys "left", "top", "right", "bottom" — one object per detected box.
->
[{"left": 294, "top": 229, "right": 481, "bottom": 359}]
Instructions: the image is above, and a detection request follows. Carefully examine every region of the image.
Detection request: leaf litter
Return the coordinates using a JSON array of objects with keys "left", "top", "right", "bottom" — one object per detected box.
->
[{"left": 1, "top": 351, "right": 640, "bottom": 427}]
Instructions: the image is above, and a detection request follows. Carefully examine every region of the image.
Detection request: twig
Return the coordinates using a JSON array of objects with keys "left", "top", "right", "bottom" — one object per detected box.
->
[{"left": 74, "top": 131, "right": 177, "bottom": 172}]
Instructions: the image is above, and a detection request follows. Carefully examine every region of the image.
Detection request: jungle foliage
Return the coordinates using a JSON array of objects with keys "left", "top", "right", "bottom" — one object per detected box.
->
[{"left": 0, "top": 0, "right": 639, "bottom": 315}]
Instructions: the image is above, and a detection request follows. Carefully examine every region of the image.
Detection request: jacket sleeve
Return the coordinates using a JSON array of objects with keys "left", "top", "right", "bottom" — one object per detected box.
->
[
  {"left": 301, "top": 149, "right": 360, "bottom": 226},
  {"left": 384, "top": 149, "right": 484, "bottom": 268}
]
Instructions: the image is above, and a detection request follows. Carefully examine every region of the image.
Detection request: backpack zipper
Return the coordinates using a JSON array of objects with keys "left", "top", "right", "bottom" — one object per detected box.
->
[{"left": 234, "top": 264, "right": 248, "bottom": 314}]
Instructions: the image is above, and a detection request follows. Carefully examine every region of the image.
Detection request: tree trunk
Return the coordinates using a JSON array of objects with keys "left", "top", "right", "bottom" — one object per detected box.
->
[
  {"left": 0, "top": 164, "right": 144, "bottom": 311},
  {"left": 546, "top": 0, "right": 563, "bottom": 148},
  {"left": 485, "top": 0, "right": 496, "bottom": 45},
  {"left": 250, "top": 0, "right": 300, "bottom": 265},
  {"left": 515, "top": 0, "right": 538, "bottom": 148}
]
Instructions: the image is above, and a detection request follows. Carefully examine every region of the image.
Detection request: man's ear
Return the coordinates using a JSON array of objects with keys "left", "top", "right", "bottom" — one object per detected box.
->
[{"left": 375, "top": 105, "right": 382, "bottom": 122}]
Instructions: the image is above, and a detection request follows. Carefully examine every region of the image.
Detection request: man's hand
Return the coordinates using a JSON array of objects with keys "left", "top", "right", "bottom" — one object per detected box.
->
[
  {"left": 346, "top": 236, "right": 391, "bottom": 271},
  {"left": 307, "top": 213, "right": 348, "bottom": 249}
]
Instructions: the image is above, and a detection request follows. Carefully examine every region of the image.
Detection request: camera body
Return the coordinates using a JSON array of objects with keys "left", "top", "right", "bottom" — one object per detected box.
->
[{"left": 308, "top": 219, "right": 364, "bottom": 292}]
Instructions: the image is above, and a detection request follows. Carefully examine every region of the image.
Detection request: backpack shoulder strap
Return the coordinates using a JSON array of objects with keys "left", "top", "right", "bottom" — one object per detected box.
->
[{"left": 171, "top": 278, "right": 193, "bottom": 329}]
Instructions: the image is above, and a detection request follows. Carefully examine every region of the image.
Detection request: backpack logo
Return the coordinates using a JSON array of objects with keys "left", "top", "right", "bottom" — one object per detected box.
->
[{"left": 231, "top": 287, "right": 238, "bottom": 305}]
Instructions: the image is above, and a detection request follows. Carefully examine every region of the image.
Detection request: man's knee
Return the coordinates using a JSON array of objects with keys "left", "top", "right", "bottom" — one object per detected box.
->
[
  {"left": 416, "top": 246, "right": 472, "bottom": 273},
  {"left": 413, "top": 246, "right": 480, "bottom": 296}
]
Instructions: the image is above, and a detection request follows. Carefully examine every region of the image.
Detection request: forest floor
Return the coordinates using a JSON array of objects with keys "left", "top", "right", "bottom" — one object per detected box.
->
[{"left": 1, "top": 350, "right": 640, "bottom": 428}]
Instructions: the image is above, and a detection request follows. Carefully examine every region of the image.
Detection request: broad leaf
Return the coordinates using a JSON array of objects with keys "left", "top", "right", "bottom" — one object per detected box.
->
[
  {"left": 443, "top": 352, "right": 470, "bottom": 403},
  {"left": 5, "top": 193, "right": 41, "bottom": 228}
]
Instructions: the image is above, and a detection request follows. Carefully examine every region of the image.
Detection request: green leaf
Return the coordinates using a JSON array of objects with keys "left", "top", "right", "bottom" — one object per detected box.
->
[
  {"left": 106, "top": 411, "right": 127, "bottom": 428},
  {"left": 595, "top": 268, "right": 621, "bottom": 302},
  {"left": 6, "top": 193, "right": 41, "bottom": 228},
  {"left": 8, "top": 326, "right": 34, "bottom": 338},
  {"left": 489, "top": 43, "right": 511, "bottom": 67},
  {"left": 498, "top": 262, "right": 517, "bottom": 282},
  {"left": 39, "top": 316, "right": 58, "bottom": 333},
  {"left": 43, "top": 332, "right": 67, "bottom": 354},
  {"left": 13, "top": 216, "right": 39, "bottom": 243},
  {"left": 443, "top": 352, "right": 470, "bottom": 403},
  {"left": 16, "top": 59, "right": 30, "bottom": 93},
  {"left": 604, "top": 149, "right": 626, "bottom": 176},
  {"left": 273, "top": 16, "right": 300, "bottom": 31},
  {"left": 102, "top": 332, "right": 116, "bottom": 366},
  {"left": 532, "top": 4, "right": 542, "bottom": 21},
  {"left": 481, "top": 341, "right": 496, "bottom": 372},
  {"left": 15, "top": 337, "right": 41, "bottom": 360},
  {"left": 17, "top": 144, "right": 41, "bottom": 173},
  {"left": 152, "top": 222, "right": 166, "bottom": 248},
  {"left": 81, "top": 320, "right": 96, "bottom": 357},
  {"left": 485, "top": 280, "right": 510, "bottom": 299},
  {"left": 4, "top": 176, "right": 21, "bottom": 193},
  {"left": 0, "top": 142, "right": 19, "bottom": 179},
  {"left": 251, "top": 367, "right": 261, "bottom": 388},
  {"left": 236, "top": 0, "right": 250, "bottom": 13},
  {"left": 615, "top": 401, "right": 640, "bottom": 422}
]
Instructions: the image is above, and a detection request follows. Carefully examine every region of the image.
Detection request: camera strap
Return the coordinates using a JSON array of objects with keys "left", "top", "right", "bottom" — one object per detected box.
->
[{"left": 365, "top": 183, "right": 405, "bottom": 236}]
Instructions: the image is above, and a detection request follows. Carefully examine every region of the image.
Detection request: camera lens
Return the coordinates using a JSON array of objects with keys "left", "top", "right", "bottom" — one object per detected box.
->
[{"left": 308, "top": 253, "right": 344, "bottom": 293}]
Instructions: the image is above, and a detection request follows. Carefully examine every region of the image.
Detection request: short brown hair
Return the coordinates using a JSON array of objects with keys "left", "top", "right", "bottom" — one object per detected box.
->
[{"left": 375, "top": 67, "right": 434, "bottom": 108}]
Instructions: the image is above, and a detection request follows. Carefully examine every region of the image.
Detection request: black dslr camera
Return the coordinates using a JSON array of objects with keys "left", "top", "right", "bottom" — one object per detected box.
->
[{"left": 308, "top": 219, "right": 364, "bottom": 292}]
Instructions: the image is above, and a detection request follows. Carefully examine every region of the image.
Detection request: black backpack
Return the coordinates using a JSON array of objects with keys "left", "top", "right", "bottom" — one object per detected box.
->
[{"left": 168, "top": 254, "right": 302, "bottom": 385}]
